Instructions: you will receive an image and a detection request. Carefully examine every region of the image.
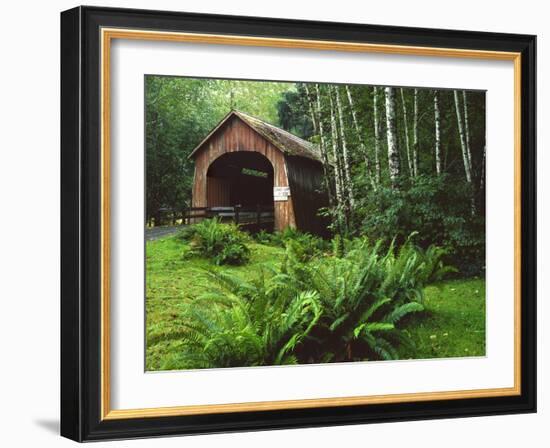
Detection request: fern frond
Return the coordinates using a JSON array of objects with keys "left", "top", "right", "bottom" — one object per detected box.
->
[
  {"left": 384, "top": 302, "right": 425, "bottom": 324},
  {"left": 354, "top": 322, "right": 395, "bottom": 338}
]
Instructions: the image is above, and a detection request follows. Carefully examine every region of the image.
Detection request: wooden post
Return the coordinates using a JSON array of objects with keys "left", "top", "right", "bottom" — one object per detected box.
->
[
  {"left": 256, "top": 204, "right": 261, "bottom": 227},
  {"left": 234, "top": 205, "right": 240, "bottom": 225}
]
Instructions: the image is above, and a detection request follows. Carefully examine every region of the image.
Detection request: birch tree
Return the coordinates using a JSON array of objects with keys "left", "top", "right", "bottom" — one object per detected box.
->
[
  {"left": 453, "top": 90, "right": 472, "bottom": 184},
  {"left": 335, "top": 86, "right": 355, "bottom": 208},
  {"left": 462, "top": 90, "right": 474, "bottom": 177},
  {"left": 303, "top": 83, "right": 317, "bottom": 133},
  {"left": 373, "top": 86, "right": 382, "bottom": 185},
  {"left": 345, "top": 85, "right": 375, "bottom": 189},
  {"left": 303, "top": 83, "right": 334, "bottom": 206},
  {"left": 400, "top": 88, "right": 413, "bottom": 177},
  {"left": 328, "top": 87, "right": 345, "bottom": 209},
  {"left": 384, "top": 87, "right": 401, "bottom": 189},
  {"left": 412, "top": 88, "right": 419, "bottom": 177},
  {"left": 453, "top": 90, "right": 478, "bottom": 215},
  {"left": 434, "top": 90, "right": 442, "bottom": 176},
  {"left": 479, "top": 145, "right": 486, "bottom": 192}
]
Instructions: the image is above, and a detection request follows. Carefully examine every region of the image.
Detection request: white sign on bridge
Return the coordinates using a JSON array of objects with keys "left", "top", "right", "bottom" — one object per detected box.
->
[{"left": 273, "top": 186, "right": 290, "bottom": 201}]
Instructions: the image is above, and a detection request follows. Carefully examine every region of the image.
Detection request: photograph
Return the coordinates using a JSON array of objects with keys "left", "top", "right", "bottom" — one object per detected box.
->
[
  {"left": 144, "top": 76, "right": 487, "bottom": 371},
  {"left": 56, "top": 4, "right": 537, "bottom": 442}
]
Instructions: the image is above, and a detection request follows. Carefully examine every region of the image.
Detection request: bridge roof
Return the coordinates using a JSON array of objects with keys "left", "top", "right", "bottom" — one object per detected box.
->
[{"left": 188, "top": 110, "right": 322, "bottom": 162}]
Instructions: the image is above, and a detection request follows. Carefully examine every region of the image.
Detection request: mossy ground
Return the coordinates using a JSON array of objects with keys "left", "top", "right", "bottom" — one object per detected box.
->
[
  {"left": 396, "top": 278, "right": 486, "bottom": 360},
  {"left": 146, "top": 236, "right": 485, "bottom": 370}
]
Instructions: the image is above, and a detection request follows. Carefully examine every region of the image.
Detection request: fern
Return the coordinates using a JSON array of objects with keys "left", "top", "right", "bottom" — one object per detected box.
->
[
  {"left": 170, "top": 234, "right": 451, "bottom": 367},
  {"left": 278, "top": 235, "right": 450, "bottom": 362},
  {"left": 384, "top": 302, "right": 425, "bottom": 324},
  {"left": 178, "top": 218, "right": 251, "bottom": 265},
  {"left": 173, "top": 269, "right": 322, "bottom": 369},
  {"left": 353, "top": 322, "right": 395, "bottom": 338}
]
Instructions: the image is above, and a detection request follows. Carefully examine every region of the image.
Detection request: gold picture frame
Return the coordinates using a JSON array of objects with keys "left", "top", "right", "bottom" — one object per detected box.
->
[{"left": 61, "top": 6, "right": 536, "bottom": 441}]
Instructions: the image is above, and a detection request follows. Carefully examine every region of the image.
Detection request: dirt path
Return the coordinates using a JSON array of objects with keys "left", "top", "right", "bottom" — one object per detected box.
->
[{"left": 145, "top": 225, "right": 182, "bottom": 241}]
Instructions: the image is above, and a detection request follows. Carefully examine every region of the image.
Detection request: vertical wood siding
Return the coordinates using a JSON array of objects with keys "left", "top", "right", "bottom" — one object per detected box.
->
[
  {"left": 206, "top": 177, "right": 231, "bottom": 207},
  {"left": 191, "top": 115, "right": 327, "bottom": 233},
  {"left": 192, "top": 115, "right": 295, "bottom": 230},
  {"left": 284, "top": 155, "right": 329, "bottom": 236}
]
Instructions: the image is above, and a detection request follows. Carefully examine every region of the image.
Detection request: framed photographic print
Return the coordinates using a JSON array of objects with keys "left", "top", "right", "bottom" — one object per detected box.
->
[{"left": 60, "top": 6, "right": 536, "bottom": 442}]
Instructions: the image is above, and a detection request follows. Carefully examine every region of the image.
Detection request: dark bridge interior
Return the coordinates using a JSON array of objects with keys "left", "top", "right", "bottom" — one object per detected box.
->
[{"left": 206, "top": 152, "right": 274, "bottom": 208}]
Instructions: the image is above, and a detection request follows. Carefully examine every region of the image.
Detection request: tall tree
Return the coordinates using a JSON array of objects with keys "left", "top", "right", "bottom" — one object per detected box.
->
[
  {"left": 304, "top": 83, "right": 334, "bottom": 205},
  {"left": 453, "top": 90, "right": 472, "bottom": 184},
  {"left": 373, "top": 86, "right": 382, "bottom": 185},
  {"left": 400, "top": 88, "right": 414, "bottom": 177},
  {"left": 479, "top": 145, "right": 486, "bottom": 192},
  {"left": 462, "top": 90, "right": 474, "bottom": 177},
  {"left": 453, "top": 90, "right": 478, "bottom": 215},
  {"left": 303, "top": 84, "right": 317, "bottom": 133},
  {"left": 384, "top": 87, "right": 401, "bottom": 189},
  {"left": 328, "top": 87, "right": 345, "bottom": 210},
  {"left": 229, "top": 88, "right": 235, "bottom": 109},
  {"left": 433, "top": 90, "right": 442, "bottom": 176},
  {"left": 412, "top": 88, "right": 419, "bottom": 177},
  {"left": 335, "top": 86, "right": 355, "bottom": 208},
  {"left": 345, "top": 85, "right": 374, "bottom": 189}
]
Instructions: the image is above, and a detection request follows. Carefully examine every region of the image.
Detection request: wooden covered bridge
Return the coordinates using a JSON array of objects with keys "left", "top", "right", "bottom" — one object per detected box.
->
[{"left": 189, "top": 110, "right": 328, "bottom": 234}]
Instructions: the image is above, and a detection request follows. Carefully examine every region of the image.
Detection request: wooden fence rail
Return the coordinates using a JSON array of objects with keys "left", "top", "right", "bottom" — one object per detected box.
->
[{"left": 156, "top": 205, "right": 275, "bottom": 226}]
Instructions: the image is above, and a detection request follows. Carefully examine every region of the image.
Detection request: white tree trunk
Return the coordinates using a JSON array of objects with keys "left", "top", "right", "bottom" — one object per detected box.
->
[
  {"left": 412, "top": 88, "right": 419, "bottom": 177},
  {"left": 434, "top": 90, "right": 442, "bottom": 176},
  {"left": 400, "top": 88, "right": 413, "bottom": 177},
  {"left": 328, "top": 88, "right": 344, "bottom": 206},
  {"left": 453, "top": 90, "right": 476, "bottom": 215},
  {"left": 453, "top": 90, "right": 472, "bottom": 183},
  {"left": 462, "top": 90, "right": 474, "bottom": 176},
  {"left": 335, "top": 86, "right": 355, "bottom": 207},
  {"left": 345, "top": 86, "right": 363, "bottom": 147},
  {"left": 373, "top": 86, "right": 382, "bottom": 185},
  {"left": 384, "top": 87, "right": 401, "bottom": 189},
  {"left": 304, "top": 84, "right": 317, "bottom": 133},
  {"left": 479, "top": 144, "right": 486, "bottom": 192},
  {"left": 345, "top": 85, "right": 375, "bottom": 189},
  {"left": 305, "top": 84, "right": 334, "bottom": 205}
]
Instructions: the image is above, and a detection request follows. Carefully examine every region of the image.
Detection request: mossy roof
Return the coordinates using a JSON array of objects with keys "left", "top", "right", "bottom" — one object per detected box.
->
[{"left": 189, "top": 110, "right": 322, "bottom": 162}]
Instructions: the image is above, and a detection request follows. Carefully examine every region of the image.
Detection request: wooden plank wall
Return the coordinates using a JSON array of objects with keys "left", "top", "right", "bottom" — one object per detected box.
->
[
  {"left": 191, "top": 115, "right": 296, "bottom": 231},
  {"left": 206, "top": 177, "right": 231, "bottom": 207},
  {"left": 284, "top": 155, "right": 329, "bottom": 236}
]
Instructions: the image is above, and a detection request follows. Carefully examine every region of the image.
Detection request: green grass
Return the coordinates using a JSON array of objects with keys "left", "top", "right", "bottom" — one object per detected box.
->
[
  {"left": 397, "top": 278, "right": 486, "bottom": 359},
  {"left": 146, "top": 235, "right": 486, "bottom": 370},
  {"left": 146, "top": 236, "right": 286, "bottom": 370}
]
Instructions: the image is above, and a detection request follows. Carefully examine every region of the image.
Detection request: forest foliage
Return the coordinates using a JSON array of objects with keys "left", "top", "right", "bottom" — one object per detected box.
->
[
  {"left": 177, "top": 218, "right": 251, "bottom": 265},
  {"left": 146, "top": 76, "right": 486, "bottom": 275},
  {"left": 157, "top": 225, "right": 451, "bottom": 369}
]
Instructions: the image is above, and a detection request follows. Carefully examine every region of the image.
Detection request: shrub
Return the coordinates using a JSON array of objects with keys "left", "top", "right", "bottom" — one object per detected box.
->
[
  {"left": 254, "top": 227, "right": 329, "bottom": 261},
  {"left": 253, "top": 229, "right": 273, "bottom": 245},
  {"left": 281, "top": 236, "right": 451, "bottom": 361},
  {"left": 168, "top": 235, "right": 452, "bottom": 368},
  {"left": 177, "top": 218, "right": 251, "bottom": 265},
  {"left": 162, "top": 269, "right": 322, "bottom": 370},
  {"left": 359, "top": 174, "right": 485, "bottom": 276}
]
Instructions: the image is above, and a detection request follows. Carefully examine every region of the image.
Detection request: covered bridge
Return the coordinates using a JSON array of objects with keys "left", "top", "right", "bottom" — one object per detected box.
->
[{"left": 189, "top": 110, "right": 328, "bottom": 234}]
